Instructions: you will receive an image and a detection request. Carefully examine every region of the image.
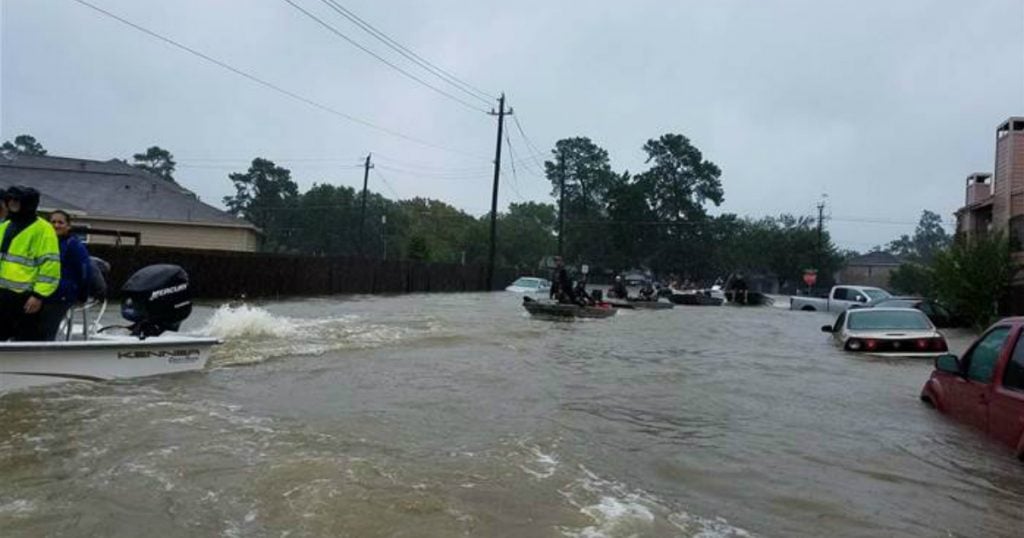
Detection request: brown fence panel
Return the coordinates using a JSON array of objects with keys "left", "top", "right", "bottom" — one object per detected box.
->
[{"left": 86, "top": 245, "right": 515, "bottom": 299}]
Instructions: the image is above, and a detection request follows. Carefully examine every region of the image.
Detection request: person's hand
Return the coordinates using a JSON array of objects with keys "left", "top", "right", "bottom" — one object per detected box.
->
[{"left": 24, "top": 296, "right": 42, "bottom": 314}]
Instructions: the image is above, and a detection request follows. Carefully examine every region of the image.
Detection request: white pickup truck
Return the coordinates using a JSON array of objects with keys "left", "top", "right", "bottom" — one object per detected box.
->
[{"left": 789, "top": 285, "right": 891, "bottom": 313}]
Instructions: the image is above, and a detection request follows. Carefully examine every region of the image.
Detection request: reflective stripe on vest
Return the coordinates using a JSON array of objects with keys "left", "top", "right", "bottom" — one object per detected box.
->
[{"left": 0, "top": 277, "right": 32, "bottom": 292}]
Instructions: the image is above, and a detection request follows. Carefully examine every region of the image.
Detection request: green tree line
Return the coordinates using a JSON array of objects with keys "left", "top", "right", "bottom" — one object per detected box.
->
[{"left": 3, "top": 133, "right": 845, "bottom": 287}]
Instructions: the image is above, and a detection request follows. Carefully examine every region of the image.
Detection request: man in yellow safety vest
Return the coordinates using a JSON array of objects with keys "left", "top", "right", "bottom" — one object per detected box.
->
[{"left": 0, "top": 186, "right": 61, "bottom": 341}]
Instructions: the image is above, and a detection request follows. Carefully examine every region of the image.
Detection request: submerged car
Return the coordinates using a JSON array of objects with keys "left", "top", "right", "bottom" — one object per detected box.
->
[
  {"left": 861, "top": 296, "right": 962, "bottom": 328},
  {"left": 821, "top": 307, "right": 947, "bottom": 356},
  {"left": 505, "top": 277, "right": 551, "bottom": 294},
  {"left": 920, "top": 319, "right": 1024, "bottom": 460}
]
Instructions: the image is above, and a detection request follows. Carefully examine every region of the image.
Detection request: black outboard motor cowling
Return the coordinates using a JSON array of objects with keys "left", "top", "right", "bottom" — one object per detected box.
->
[{"left": 121, "top": 264, "right": 193, "bottom": 337}]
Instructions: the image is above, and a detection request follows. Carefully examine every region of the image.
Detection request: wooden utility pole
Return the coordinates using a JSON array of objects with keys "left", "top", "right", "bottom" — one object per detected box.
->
[
  {"left": 558, "top": 149, "right": 565, "bottom": 257},
  {"left": 486, "top": 93, "right": 511, "bottom": 290},
  {"left": 816, "top": 197, "right": 826, "bottom": 270},
  {"left": 358, "top": 153, "right": 373, "bottom": 257}
]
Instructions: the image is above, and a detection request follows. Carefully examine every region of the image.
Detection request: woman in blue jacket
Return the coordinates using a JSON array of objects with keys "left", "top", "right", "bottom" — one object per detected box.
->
[{"left": 40, "top": 210, "right": 92, "bottom": 340}]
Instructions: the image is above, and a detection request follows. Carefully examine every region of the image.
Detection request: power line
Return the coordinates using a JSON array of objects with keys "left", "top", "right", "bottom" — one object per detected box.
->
[
  {"left": 375, "top": 163, "right": 486, "bottom": 181},
  {"left": 373, "top": 168, "right": 402, "bottom": 199},
  {"left": 68, "top": 0, "right": 488, "bottom": 161},
  {"left": 511, "top": 113, "right": 551, "bottom": 177},
  {"left": 502, "top": 133, "right": 528, "bottom": 201},
  {"left": 282, "top": 0, "right": 490, "bottom": 114},
  {"left": 317, "top": 0, "right": 495, "bottom": 104}
]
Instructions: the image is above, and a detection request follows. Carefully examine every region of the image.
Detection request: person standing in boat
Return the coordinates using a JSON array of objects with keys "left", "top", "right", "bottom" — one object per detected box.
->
[
  {"left": 610, "top": 275, "right": 628, "bottom": 299},
  {"left": 549, "top": 256, "right": 575, "bottom": 304},
  {"left": 39, "top": 210, "right": 91, "bottom": 340},
  {"left": 0, "top": 186, "right": 61, "bottom": 341}
]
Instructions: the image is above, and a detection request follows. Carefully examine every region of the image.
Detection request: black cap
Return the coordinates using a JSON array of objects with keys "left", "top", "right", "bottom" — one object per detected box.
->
[{"left": 3, "top": 185, "right": 40, "bottom": 216}]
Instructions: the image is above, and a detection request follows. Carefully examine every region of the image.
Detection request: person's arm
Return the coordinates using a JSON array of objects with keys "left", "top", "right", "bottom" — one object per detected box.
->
[{"left": 72, "top": 240, "right": 91, "bottom": 301}]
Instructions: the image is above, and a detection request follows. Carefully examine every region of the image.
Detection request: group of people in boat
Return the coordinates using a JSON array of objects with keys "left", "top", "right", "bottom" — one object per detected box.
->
[
  {"left": 0, "top": 186, "right": 94, "bottom": 341},
  {"left": 548, "top": 257, "right": 660, "bottom": 306}
]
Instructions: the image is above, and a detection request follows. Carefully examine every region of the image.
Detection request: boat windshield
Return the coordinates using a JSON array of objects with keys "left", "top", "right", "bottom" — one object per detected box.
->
[{"left": 848, "top": 310, "right": 931, "bottom": 331}]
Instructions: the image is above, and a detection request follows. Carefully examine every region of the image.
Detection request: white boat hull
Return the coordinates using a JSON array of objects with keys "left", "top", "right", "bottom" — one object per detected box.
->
[{"left": 0, "top": 334, "right": 219, "bottom": 394}]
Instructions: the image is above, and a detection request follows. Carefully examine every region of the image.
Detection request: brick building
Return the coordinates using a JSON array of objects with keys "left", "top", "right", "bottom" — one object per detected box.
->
[
  {"left": 837, "top": 251, "right": 903, "bottom": 289},
  {"left": 957, "top": 117, "right": 1024, "bottom": 239}
]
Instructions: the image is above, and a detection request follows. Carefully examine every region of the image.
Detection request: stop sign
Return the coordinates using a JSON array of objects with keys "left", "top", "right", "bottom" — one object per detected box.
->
[{"left": 803, "top": 270, "right": 818, "bottom": 287}]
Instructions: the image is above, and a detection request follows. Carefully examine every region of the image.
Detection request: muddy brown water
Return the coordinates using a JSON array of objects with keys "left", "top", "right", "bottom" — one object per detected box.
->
[{"left": 1, "top": 293, "right": 1022, "bottom": 537}]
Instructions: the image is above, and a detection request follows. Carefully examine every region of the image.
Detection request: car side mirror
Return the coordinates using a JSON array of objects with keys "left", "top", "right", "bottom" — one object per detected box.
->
[
  {"left": 935, "top": 353, "right": 962, "bottom": 375},
  {"left": 857, "top": 296, "right": 867, "bottom": 303},
  {"left": 821, "top": 325, "right": 834, "bottom": 333}
]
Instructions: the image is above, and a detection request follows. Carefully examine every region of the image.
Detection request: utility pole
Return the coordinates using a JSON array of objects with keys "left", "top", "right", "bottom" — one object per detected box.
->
[
  {"left": 558, "top": 148, "right": 565, "bottom": 258},
  {"left": 816, "top": 197, "right": 826, "bottom": 271},
  {"left": 486, "top": 93, "right": 511, "bottom": 290},
  {"left": 358, "top": 153, "right": 373, "bottom": 257}
]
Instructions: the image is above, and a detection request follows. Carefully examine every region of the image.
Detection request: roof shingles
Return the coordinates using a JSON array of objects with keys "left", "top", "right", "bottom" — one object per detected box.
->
[{"left": 0, "top": 154, "right": 252, "bottom": 228}]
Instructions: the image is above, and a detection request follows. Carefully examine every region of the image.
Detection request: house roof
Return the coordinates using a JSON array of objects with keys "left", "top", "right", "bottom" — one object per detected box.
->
[
  {"left": 0, "top": 154, "right": 256, "bottom": 229},
  {"left": 846, "top": 251, "right": 904, "bottom": 267}
]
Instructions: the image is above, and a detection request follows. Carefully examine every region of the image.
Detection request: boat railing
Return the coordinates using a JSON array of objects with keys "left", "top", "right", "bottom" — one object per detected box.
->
[{"left": 58, "top": 299, "right": 108, "bottom": 341}]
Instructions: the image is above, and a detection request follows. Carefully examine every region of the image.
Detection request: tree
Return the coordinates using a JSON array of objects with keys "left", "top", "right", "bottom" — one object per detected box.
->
[
  {"left": 543, "top": 137, "right": 618, "bottom": 265},
  {"left": 407, "top": 235, "right": 431, "bottom": 261},
  {"left": 497, "top": 202, "right": 557, "bottom": 270},
  {"left": 633, "top": 134, "right": 724, "bottom": 274},
  {"left": 932, "top": 232, "right": 1015, "bottom": 329},
  {"left": 1, "top": 134, "right": 47, "bottom": 156},
  {"left": 224, "top": 158, "right": 300, "bottom": 251},
  {"left": 132, "top": 146, "right": 177, "bottom": 183},
  {"left": 887, "top": 210, "right": 951, "bottom": 263},
  {"left": 636, "top": 133, "right": 723, "bottom": 222},
  {"left": 888, "top": 262, "right": 934, "bottom": 296}
]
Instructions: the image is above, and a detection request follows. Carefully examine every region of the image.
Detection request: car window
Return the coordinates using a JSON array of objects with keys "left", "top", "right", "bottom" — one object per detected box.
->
[
  {"left": 833, "top": 288, "right": 848, "bottom": 300},
  {"left": 847, "top": 310, "right": 931, "bottom": 330},
  {"left": 916, "top": 301, "right": 934, "bottom": 316},
  {"left": 879, "top": 300, "right": 915, "bottom": 308},
  {"left": 833, "top": 312, "right": 846, "bottom": 332},
  {"left": 863, "top": 289, "right": 891, "bottom": 301},
  {"left": 1003, "top": 331, "right": 1024, "bottom": 392},
  {"left": 931, "top": 302, "right": 953, "bottom": 320},
  {"left": 965, "top": 326, "right": 1012, "bottom": 383}
]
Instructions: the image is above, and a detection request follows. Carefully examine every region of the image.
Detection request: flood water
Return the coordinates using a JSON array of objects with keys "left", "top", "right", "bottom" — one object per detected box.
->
[{"left": 1, "top": 292, "right": 1023, "bottom": 537}]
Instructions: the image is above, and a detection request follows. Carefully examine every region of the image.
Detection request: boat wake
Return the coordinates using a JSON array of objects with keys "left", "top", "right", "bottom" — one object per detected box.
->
[{"left": 196, "top": 304, "right": 452, "bottom": 367}]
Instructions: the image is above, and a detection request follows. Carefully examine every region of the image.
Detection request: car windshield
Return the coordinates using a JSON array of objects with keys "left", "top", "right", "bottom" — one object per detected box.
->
[
  {"left": 511, "top": 278, "right": 541, "bottom": 287},
  {"left": 847, "top": 310, "right": 931, "bottom": 331},
  {"left": 863, "top": 289, "right": 891, "bottom": 301}
]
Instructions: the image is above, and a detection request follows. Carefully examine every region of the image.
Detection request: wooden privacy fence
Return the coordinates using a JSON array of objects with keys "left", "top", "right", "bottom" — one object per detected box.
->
[{"left": 87, "top": 245, "right": 518, "bottom": 299}]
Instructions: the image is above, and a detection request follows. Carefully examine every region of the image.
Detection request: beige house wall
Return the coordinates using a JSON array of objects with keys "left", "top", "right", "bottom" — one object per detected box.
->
[{"left": 79, "top": 217, "right": 261, "bottom": 252}]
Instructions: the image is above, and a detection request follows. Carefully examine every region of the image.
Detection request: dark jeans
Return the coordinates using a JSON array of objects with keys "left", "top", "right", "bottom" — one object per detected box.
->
[
  {"left": 40, "top": 302, "right": 73, "bottom": 341},
  {"left": 0, "top": 289, "right": 44, "bottom": 341}
]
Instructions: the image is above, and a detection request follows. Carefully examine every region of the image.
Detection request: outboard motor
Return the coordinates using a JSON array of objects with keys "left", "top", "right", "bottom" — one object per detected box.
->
[{"left": 121, "top": 264, "right": 192, "bottom": 337}]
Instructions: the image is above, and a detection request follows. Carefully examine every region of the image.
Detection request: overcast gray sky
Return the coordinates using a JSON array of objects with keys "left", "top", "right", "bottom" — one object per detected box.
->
[{"left": 2, "top": 0, "right": 1022, "bottom": 250}]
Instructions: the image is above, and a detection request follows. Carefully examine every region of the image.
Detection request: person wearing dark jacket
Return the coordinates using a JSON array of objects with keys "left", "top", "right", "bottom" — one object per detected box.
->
[
  {"left": 610, "top": 275, "right": 628, "bottom": 299},
  {"left": 549, "top": 256, "right": 575, "bottom": 304},
  {"left": 40, "top": 210, "right": 92, "bottom": 340},
  {"left": 0, "top": 186, "right": 61, "bottom": 341}
]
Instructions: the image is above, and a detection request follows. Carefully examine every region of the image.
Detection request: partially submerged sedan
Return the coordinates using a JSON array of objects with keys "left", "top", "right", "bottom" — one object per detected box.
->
[
  {"left": 822, "top": 307, "right": 948, "bottom": 356},
  {"left": 505, "top": 276, "right": 552, "bottom": 294}
]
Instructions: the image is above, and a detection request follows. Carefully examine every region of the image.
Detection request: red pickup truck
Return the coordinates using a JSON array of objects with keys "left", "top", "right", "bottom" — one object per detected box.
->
[{"left": 921, "top": 319, "right": 1024, "bottom": 460}]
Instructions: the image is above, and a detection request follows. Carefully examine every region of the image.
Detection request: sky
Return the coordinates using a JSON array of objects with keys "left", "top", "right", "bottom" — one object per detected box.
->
[{"left": 1, "top": 0, "right": 1022, "bottom": 251}]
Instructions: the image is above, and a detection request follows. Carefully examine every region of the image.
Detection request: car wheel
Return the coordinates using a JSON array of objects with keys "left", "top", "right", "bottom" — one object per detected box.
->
[
  {"left": 919, "top": 393, "right": 935, "bottom": 408},
  {"left": 801, "top": 305, "right": 816, "bottom": 312}
]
